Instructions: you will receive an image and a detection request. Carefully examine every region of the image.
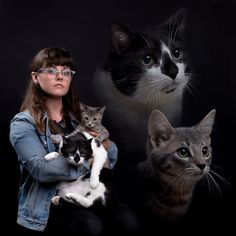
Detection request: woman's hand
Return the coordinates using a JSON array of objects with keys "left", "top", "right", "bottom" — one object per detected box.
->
[{"left": 88, "top": 131, "right": 110, "bottom": 151}]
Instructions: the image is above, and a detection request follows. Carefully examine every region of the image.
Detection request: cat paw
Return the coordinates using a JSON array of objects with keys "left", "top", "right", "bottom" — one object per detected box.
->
[
  {"left": 51, "top": 196, "right": 60, "bottom": 205},
  {"left": 90, "top": 177, "right": 100, "bottom": 189},
  {"left": 45, "top": 152, "right": 60, "bottom": 161},
  {"left": 50, "top": 134, "right": 62, "bottom": 144},
  {"left": 65, "top": 193, "right": 72, "bottom": 200}
]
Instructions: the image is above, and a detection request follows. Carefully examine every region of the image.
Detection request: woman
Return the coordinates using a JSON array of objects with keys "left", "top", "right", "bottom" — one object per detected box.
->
[{"left": 9, "top": 47, "right": 140, "bottom": 235}]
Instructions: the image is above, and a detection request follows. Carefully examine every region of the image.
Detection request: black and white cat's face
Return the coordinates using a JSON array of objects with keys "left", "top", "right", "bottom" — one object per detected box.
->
[
  {"left": 106, "top": 9, "right": 190, "bottom": 103},
  {"left": 59, "top": 136, "right": 93, "bottom": 166},
  {"left": 147, "top": 109, "right": 216, "bottom": 184},
  {"left": 80, "top": 104, "right": 105, "bottom": 129}
]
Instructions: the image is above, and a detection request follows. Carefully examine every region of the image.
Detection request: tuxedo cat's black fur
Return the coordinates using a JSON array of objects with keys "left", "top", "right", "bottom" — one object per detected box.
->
[{"left": 45, "top": 132, "right": 113, "bottom": 208}]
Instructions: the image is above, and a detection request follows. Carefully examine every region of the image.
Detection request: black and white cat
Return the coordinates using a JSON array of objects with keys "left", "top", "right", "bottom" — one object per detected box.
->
[
  {"left": 94, "top": 8, "right": 191, "bottom": 152},
  {"left": 45, "top": 132, "right": 108, "bottom": 207},
  {"left": 137, "top": 109, "right": 216, "bottom": 221}
]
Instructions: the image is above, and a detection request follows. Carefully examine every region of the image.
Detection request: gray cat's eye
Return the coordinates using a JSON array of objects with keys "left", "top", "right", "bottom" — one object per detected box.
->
[
  {"left": 202, "top": 146, "right": 209, "bottom": 156},
  {"left": 177, "top": 147, "right": 191, "bottom": 158}
]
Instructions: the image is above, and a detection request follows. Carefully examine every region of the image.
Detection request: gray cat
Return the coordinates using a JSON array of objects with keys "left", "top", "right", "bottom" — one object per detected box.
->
[
  {"left": 138, "top": 109, "right": 216, "bottom": 221},
  {"left": 69, "top": 103, "right": 109, "bottom": 142}
]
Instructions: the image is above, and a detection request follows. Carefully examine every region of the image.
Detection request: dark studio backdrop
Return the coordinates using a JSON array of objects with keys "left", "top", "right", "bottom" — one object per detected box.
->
[{"left": 0, "top": 0, "right": 235, "bottom": 234}]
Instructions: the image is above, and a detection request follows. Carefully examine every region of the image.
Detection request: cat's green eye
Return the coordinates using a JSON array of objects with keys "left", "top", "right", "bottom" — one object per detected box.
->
[
  {"left": 177, "top": 147, "right": 191, "bottom": 158},
  {"left": 84, "top": 117, "right": 88, "bottom": 121},
  {"left": 93, "top": 118, "right": 97, "bottom": 121},
  {"left": 202, "top": 146, "right": 209, "bottom": 156},
  {"left": 172, "top": 49, "right": 182, "bottom": 60},
  {"left": 142, "top": 55, "right": 154, "bottom": 66}
]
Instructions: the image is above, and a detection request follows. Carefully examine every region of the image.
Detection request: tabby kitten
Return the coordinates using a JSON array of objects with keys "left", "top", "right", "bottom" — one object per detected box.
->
[
  {"left": 94, "top": 8, "right": 190, "bottom": 128},
  {"left": 137, "top": 109, "right": 216, "bottom": 221},
  {"left": 69, "top": 103, "right": 109, "bottom": 142}
]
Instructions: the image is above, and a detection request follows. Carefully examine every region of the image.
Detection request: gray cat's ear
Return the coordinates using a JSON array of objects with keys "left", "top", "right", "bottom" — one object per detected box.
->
[
  {"left": 148, "top": 110, "right": 175, "bottom": 146},
  {"left": 80, "top": 103, "right": 88, "bottom": 111},
  {"left": 195, "top": 109, "right": 216, "bottom": 135},
  {"left": 111, "top": 21, "right": 131, "bottom": 54},
  {"left": 80, "top": 103, "right": 85, "bottom": 110},
  {"left": 98, "top": 106, "right": 106, "bottom": 115}
]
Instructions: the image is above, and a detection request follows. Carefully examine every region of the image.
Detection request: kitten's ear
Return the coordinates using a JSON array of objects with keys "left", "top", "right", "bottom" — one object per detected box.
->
[
  {"left": 97, "top": 106, "right": 106, "bottom": 115},
  {"left": 148, "top": 110, "right": 175, "bottom": 146},
  {"left": 80, "top": 103, "right": 88, "bottom": 111},
  {"left": 62, "top": 136, "right": 68, "bottom": 145},
  {"left": 111, "top": 21, "right": 131, "bottom": 54},
  {"left": 87, "top": 138, "right": 93, "bottom": 144},
  {"left": 195, "top": 109, "right": 216, "bottom": 135},
  {"left": 162, "top": 8, "right": 186, "bottom": 34}
]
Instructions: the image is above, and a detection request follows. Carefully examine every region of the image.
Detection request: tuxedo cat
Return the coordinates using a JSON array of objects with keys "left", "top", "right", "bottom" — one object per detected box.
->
[
  {"left": 94, "top": 8, "right": 190, "bottom": 153},
  {"left": 45, "top": 132, "right": 108, "bottom": 207},
  {"left": 68, "top": 103, "right": 109, "bottom": 142},
  {"left": 137, "top": 109, "right": 216, "bottom": 221}
]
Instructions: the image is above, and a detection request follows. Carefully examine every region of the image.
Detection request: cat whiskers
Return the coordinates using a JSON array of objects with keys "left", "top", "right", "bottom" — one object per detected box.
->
[
  {"left": 204, "top": 172, "right": 223, "bottom": 197},
  {"left": 184, "top": 75, "right": 200, "bottom": 103},
  {"left": 164, "top": 168, "right": 192, "bottom": 197},
  {"left": 136, "top": 78, "right": 170, "bottom": 106},
  {"left": 113, "top": 77, "right": 130, "bottom": 86},
  {"left": 204, "top": 170, "right": 231, "bottom": 197}
]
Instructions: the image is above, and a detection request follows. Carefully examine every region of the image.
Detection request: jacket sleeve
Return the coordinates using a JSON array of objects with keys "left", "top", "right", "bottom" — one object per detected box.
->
[
  {"left": 107, "top": 141, "right": 118, "bottom": 169},
  {"left": 9, "top": 114, "right": 89, "bottom": 183}
]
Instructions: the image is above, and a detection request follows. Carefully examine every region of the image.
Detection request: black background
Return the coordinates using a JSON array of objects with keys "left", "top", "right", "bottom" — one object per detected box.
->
[{"left": 1, "top": 0, "right": 235, "bottom": 234}]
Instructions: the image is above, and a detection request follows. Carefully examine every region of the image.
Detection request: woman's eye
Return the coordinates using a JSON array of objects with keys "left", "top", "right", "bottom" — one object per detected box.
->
[
  {"left": 47, "top": 69, "right": 57, "bottom": 75},
  {"left": 202, "top": 146, "right": 209, "bottom": 157},
  {"left": 142, "top": 55, "right": 154, "bottom": 66},
  {"left": 177, "top": 147, "right": 191, "bottom": 158}
]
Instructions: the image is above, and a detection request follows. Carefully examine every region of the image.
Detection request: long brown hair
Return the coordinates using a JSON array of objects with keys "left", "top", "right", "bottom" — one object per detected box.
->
[{"left": 20, "top": 47, "right": 81, "bottom": 132}]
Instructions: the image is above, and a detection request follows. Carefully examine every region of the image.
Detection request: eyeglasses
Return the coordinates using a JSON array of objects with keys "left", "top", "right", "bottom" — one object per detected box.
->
[{"left": 37, "top": 67, "right": 76, "bottom": 79}]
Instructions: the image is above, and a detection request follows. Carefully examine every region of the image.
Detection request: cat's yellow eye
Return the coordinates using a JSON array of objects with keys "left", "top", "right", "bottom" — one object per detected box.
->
[
  {"left": 142, "top": 55, "right": 154, "bottom": 66},
  {"left": 202, "top": 146, "right": 209, "bottom": 157},
  {"left": 177, "top": 147, "right": 191, "bottom": 158}
]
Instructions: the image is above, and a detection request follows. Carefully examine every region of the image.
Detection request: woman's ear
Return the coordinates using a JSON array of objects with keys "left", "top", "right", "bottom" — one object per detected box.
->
[{"left": 31, "top": 72, "right": 39, "bottom": 84}]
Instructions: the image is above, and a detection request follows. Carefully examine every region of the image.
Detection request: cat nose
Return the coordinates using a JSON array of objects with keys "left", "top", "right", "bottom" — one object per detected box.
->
[
  {"left": 161, "top": 53, "right": 178, "bottom": 80},
  {"left": 74, "top": 154, "right": 80, "bottom": 163},
  {"left": 197, "top": 163, "right": 206, "bottom": 170}
]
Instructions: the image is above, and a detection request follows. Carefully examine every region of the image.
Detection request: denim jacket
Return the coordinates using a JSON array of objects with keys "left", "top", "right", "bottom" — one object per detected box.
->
[{"left": 9, "top": 111, "right": 118, "bottom": 231}]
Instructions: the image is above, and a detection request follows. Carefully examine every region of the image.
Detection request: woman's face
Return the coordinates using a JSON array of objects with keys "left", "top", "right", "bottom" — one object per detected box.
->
[{"left": 31, "top": 65, "right": 74, "bottom": 98}]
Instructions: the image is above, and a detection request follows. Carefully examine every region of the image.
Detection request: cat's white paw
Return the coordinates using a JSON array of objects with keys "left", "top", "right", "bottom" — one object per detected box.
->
[
  {"left": 51, "top": 196, "right": 60, "bottom": 205},
  {"left": 45, "top": 152, "right": 60, "bottom": 161},
  {"left": 65, "top": 193, "right": 74, "bottom": 201},
  {"left": 51, "top": 134, "right": 62, "bottom": 144},
  {"left": 90, "top": 177, "right": 100, "bottom": 189}
]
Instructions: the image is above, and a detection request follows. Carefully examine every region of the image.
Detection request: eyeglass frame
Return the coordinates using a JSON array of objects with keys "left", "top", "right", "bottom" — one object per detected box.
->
[{"left": 36, "top": 67, "right": 76, "bottom": 79}]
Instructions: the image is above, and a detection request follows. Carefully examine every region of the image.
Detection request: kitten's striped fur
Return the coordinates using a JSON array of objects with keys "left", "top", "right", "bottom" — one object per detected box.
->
[{"left": 138, "top": 109, "right": 216, "bottom": 221}]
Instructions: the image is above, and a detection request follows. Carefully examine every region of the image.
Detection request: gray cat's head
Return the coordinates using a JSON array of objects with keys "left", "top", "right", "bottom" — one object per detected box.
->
[
  {"left": 80, "top": 103, "right": 106, "bottom": 129},
  {"left": 147, "top": 109, "right": 216, "bottom": 184},
  {"left": 106, "top": 8, "right": 190, "bottom": 106}
]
